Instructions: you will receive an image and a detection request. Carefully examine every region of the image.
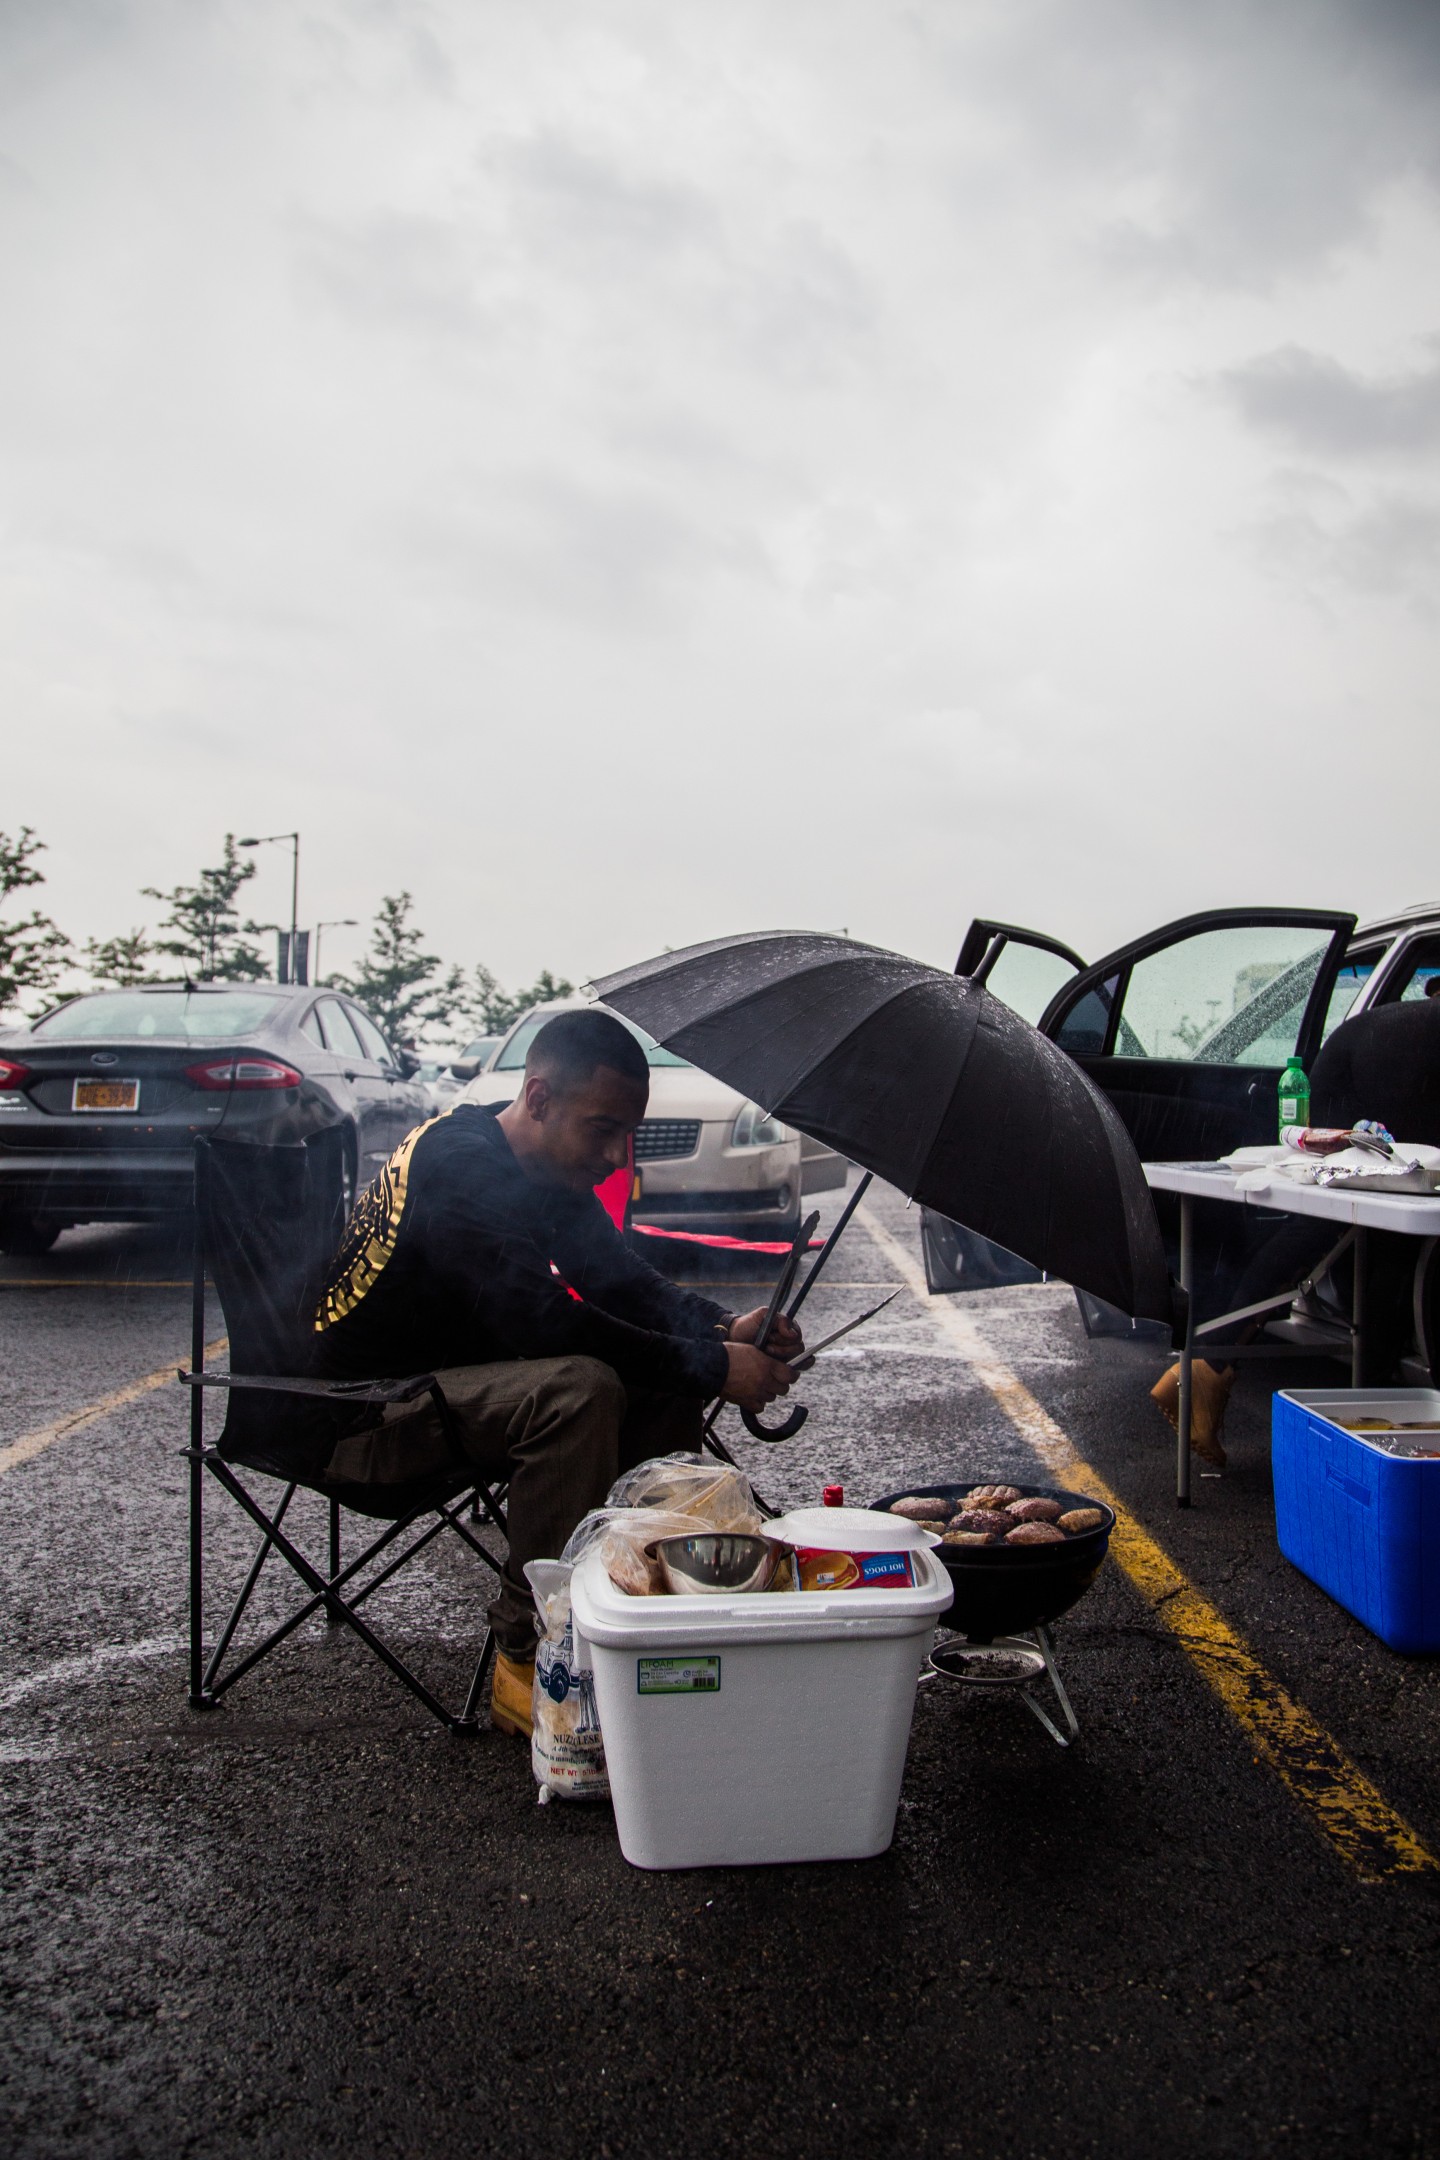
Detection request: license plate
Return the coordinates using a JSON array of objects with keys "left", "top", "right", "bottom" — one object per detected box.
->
[{"left": 72, "top": 1078, "right": 139, "bottom": 1113}]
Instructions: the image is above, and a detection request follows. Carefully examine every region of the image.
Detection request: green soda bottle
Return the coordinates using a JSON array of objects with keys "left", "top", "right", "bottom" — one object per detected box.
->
[{"left": 1278, "top": 1055, "right": 1310, "bottom": 1139}]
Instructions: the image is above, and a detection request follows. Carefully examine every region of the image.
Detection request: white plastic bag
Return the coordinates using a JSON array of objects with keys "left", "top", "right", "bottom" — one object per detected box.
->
[
  {"left": 523, "top": 1559, "right": 609, "bottom": 1803},
  {"left": 605, "top": 1452, "right": 762, "bottom": 1535},
  {"left": 561, "top": 1506, "right": 711, "bottom": 1595}
]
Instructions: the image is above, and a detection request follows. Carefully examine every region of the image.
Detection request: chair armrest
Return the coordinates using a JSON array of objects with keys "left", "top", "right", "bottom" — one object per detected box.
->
[{"left": 178, "top": 1370, "right": 438, "bottom": 1407}]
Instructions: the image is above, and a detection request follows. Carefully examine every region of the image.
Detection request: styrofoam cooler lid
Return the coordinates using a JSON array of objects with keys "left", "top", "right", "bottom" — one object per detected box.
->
[
  {"left": 570, "top": 1545, "right": 952, "bottom": 1648},
  {"left": 766, "top": 1506, "right": 942, "bottom": 1551}
]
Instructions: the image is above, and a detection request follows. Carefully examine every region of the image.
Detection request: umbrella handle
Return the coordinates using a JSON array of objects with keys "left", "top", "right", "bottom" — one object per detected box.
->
[{"left": 740, "top": 1401, "right": 810, "bottom": 1443}]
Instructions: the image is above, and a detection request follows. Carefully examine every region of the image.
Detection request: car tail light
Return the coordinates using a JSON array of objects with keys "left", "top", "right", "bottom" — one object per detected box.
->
[
  {"left": 185, "top": 1057, "right": 303, "bottom": 1092},
  {"left": 0, "top": 1059, "right": 30, "bottom": 1088}
]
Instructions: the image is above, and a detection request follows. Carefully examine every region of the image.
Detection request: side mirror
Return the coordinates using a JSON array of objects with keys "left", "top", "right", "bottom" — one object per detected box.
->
[
  {"left": 450, "top": 1059, "right": 480, "bottom": 1082},
  {"left": 395, "top": 1047, "right": 422, "bottom": 1079}
]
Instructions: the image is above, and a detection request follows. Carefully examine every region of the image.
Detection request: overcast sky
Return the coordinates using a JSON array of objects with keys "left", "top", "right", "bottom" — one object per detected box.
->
[{"left": 3, "top": 0, "right": 1438, "bottom": 1000}]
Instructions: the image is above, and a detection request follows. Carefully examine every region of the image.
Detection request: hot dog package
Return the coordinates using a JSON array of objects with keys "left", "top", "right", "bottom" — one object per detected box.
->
[
  {"left": 793, "top": 1546, "right": 917, "bottom": 1591},
  {"left": 765, "top": 1506, "right": 939, "bottom": 1592}
]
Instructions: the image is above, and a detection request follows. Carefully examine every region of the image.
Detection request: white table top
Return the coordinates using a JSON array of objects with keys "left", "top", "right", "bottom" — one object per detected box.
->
[{"left": 1144, "top": 1159, "right": 1440, "bottom": 1236}]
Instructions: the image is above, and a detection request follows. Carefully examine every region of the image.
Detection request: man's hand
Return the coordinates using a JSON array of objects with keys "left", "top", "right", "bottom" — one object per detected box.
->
[
  {"left": 729, "top": 1307, "right": 804, "bottom": 1360},
  {"left": 720, "top": 1342, "right": 795, "bottom": 1412}
]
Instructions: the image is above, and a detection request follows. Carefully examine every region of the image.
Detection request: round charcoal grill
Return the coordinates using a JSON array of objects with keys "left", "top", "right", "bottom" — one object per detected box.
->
[{"left": 871, "top": 1481, "right": 1115, "bottom": 1747}]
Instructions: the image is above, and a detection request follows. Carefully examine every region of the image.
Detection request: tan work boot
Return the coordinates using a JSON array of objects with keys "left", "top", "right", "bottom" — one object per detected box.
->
[
  {"left": 490, "top": 1650, "right": 536, "bottom": 1739},
  {"left": 1150, "top": 1361, "right": 1231, "bottom": 1469}
]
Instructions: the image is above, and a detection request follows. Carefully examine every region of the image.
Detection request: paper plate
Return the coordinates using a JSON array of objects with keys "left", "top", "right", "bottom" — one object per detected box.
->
[{"left": 765, "top": 1506, "right": 942, "bottom": 1551}]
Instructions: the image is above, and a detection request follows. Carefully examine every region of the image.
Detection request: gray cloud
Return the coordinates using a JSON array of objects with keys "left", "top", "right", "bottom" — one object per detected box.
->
[
  {"left": 293, "top": 206, "right": 489, "bottom": 337},
  {"left": 941, "top": 0, "right": 1440, "bottom": 289},
  {"left": 1242, "top": 477, "right": 1440, "bottom": 605},
  {"left": 1218, "top": 345, "right": 1440, "bottom": 457}
]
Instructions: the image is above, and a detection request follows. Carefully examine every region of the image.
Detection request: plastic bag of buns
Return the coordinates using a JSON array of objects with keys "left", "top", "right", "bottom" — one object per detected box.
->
[
  {"left": 560, "top": 1506, "right": 711, "bottom": 1596},
  {"left": 604, "top": 1453, "right": 763, "bottom": 1536}
]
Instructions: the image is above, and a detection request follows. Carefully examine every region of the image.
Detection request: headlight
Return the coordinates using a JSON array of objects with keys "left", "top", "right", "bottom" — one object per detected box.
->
[{"left": 732, "top": 1102, "right": 787, "bottom": 1148}]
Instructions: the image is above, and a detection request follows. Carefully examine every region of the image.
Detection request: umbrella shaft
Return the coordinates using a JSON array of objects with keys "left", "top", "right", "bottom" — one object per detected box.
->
[{"left": 787, "top": 1170, "right": 873, "bottom": 1322}]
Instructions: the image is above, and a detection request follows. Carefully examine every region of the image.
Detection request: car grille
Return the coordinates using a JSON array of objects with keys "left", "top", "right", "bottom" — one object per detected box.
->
[{"left": 634, "top": 1118, "right": 702, "bottom": 1162}]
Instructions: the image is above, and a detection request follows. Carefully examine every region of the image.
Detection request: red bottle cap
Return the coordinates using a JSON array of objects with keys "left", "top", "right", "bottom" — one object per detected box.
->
[{"left": 822, "top": 1484, "right": 844, "bottom": 1507}]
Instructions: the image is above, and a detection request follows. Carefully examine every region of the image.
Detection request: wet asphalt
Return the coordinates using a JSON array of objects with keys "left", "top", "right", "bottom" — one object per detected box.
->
[{"left": 2, "top": 1179, "right": 1439, "bottom": 2160}]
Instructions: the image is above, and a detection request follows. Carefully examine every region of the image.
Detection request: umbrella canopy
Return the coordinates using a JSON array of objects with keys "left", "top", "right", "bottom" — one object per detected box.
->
[{"left": 595, "top": 931, "right": 1176, "bottom": 1328}]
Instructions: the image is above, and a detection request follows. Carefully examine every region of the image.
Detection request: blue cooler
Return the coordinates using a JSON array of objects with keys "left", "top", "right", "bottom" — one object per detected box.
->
[{"left": 1272, "top": 1389, "right": 1440, "bottom": 1653}]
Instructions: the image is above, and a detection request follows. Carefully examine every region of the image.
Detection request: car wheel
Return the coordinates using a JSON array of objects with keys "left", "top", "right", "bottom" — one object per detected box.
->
[{"left": 0, "top": 1212, "right": 62, "bottom": 1257}]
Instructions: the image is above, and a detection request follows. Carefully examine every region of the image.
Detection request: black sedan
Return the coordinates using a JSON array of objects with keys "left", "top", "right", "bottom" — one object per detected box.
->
[{"left": 0, "top": 982, "right": 429, "bottom": 1254}]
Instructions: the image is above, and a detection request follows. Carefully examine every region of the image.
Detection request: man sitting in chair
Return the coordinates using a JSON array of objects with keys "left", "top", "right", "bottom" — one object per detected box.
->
[{"left": 312, "top": 1009, "right": 801, "bottom": 1738}]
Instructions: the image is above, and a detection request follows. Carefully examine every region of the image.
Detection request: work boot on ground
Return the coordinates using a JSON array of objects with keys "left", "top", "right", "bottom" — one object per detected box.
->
[
  {"left": 1149, "top": 1361, "right": 1231, "bottom": 1469},
  {"left": 490, "top": 1650, "right": 535, "bottom": 1739}
]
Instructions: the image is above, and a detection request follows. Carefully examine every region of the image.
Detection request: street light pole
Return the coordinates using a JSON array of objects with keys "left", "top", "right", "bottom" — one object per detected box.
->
[
  {"left": 238, "top": 832, "right": 300, "bottom": 980},
  {"left": 313, "top": 919, "right": 358, "bottom": 983}
]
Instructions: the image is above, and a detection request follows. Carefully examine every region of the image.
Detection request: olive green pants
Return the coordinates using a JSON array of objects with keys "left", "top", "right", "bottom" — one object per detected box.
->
[{"left": 325, "top": 1356, "right": 702, "bottom": 1655}]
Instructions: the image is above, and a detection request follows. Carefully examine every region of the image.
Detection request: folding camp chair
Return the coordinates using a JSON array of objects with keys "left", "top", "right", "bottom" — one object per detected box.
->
[{"left": 180, "top": 1134, "right": 508, "bottom": 1734}]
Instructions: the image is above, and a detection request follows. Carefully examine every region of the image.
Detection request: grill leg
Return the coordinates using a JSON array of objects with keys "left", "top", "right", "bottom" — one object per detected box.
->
[{"left": 1019, "top": 1626, "right": 1080, "bottom": 1748}]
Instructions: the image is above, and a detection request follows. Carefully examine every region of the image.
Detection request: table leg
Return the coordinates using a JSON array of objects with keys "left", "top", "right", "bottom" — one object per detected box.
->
[
  {"left": 1177, "top": 1194, "right": 1193, "bottom": 1507},
  {"left": 1351, "top": 1224, "right": 1367, "bottom": 1388}
]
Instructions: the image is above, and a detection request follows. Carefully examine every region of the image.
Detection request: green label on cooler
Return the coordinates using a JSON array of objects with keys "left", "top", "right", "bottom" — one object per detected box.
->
[{"left": 636, "top": 1655, "right": 721, "bottom": 1695}]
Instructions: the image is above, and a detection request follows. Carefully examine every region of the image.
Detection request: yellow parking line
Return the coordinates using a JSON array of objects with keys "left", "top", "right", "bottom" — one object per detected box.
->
[
  {"left": 858, "top": 1205, "right": 1436, "bottom": 1884},
  {"left": 0, "top": 1340, "right": 228, "bottom": 1479}
]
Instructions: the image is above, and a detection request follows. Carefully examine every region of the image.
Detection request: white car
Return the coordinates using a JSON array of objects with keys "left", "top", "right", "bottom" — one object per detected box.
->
[{"left": 458, "top": 1001, "right": 845, "bottom": 1238}]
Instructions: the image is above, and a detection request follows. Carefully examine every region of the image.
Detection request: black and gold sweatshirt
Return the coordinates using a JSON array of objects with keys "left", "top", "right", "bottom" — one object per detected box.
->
[{"left": 313, "top": 1103, "right": 730, "bottom": 1397}]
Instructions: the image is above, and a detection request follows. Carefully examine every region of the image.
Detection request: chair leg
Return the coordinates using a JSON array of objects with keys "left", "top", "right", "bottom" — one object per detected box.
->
[
  {"left": 187, "top": 1204, "right": 210, "bottom": 1710},
  {"left": 457, "top": 1629, "right": 498, "bottom": 1733},
  {"left": 202, "top": 1483, "right": 297, "bottom": 1695},
  {"left": 327, "top": 1498, "right": 342, "bottom": 1623}
]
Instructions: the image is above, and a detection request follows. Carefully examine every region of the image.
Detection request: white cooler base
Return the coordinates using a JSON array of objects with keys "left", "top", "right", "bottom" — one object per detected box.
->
[{"left": 570, "top": 1545, "right": 951, "bottom": 1870}]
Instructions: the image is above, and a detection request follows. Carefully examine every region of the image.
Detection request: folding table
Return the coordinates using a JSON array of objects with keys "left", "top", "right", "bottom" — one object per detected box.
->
[{"left": 1143, "top": 1160, "right": 1440, "bottom": 1505}]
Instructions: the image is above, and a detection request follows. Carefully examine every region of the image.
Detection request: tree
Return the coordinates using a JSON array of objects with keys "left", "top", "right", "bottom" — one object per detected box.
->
[
  {"left": 331, "top": 893, "right": 465, "bottom": 1044},
  {"left": 453, "top": 964, "right": 576, "bottom": 1036},
  {"left": 143, "top": 836, "right": 266, "bottom": 982},
  {"left": 0, "top": 827, "right": 71, "bottom": 1016},
  {"left": 84, "top": 930, "right": 158, "bottom": 989}
]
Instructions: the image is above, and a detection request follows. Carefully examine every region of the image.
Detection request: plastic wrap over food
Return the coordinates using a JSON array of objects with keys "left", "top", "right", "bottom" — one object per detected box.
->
[
  {"left": 605, "top": 1452, "right": 763, "bottom": 1535},
  {"left": 523, "top": 1560, "right": 609, "bottom": 1803},
  {"left": 561, "top": 1506, "right": 713, "bottom": 1595}
]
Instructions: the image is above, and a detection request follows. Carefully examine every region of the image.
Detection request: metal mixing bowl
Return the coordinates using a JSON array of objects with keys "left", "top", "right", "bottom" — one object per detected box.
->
[{"left": 653, "top": 1533, "right": 787, "bottom": 1595}]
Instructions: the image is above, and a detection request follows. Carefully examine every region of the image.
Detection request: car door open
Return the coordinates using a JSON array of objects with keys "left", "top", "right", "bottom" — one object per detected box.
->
[{"left": 1037, "top": 907, "right": 1356, "bottom": 1163}]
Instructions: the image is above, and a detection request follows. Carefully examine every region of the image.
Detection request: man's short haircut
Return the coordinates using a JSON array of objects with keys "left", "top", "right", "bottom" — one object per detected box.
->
[{"left": 526, "top": 1009, "right": 649, "bottom": 1091}]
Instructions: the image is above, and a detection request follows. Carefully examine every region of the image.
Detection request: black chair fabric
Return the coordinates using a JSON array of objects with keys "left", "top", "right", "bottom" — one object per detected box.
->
[
  {"left": 1312, "top": 996, "right": 1440, "bottom": 1143},
  {"left": 196, "top": 1133, "right": 344, "bottom": 1482}
]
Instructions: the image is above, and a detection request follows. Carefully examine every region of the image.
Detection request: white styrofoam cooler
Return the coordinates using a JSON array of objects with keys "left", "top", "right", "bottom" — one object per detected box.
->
[{"left": 569, "top": 1544, "right": 952, "bottom": 1870}]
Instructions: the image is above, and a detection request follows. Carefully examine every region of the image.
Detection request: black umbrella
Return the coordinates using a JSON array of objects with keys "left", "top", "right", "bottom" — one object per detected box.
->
[{"left": 595, "top": 931, "right": 1176, "bottom": 1329}]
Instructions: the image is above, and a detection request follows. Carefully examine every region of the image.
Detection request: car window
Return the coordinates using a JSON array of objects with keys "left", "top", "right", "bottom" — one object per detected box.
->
[
  {"left": 348, "top": 1007, "right": 394, "bottom": 1065},
  {"left": 1053, "top": 977, "right": 1119, "bottom": 1056},
  {"left": 1377, "top": 934, "right": 1440, "bottom": 1004},
  {"left": 1321, "top": 947, "right": 1384, "bottom": 1039},
  {"left": 496, "top": 1010, "right": 692, "bottom": 1071},
  {"left": 317, "top": 999, "right": 365, "bottom": 1061},
  {"left": 1112, "top": 927, "right": 1333, "bottom": 1066},
  {"left": 30, "top": 988, "right": 285, "bottom": 1041},
  {"left": 984, "top": 943, "right": 1080, "bottom": 1028},
  {"left": 618, "top": 1018, "right": 691, "bottom": 1069},
  {"left": 496, "top": 1018, "right": 546, "bottom": 1070},
  {"left": 299, "top": 1006, "right": 325, "bottom": 1048}
]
